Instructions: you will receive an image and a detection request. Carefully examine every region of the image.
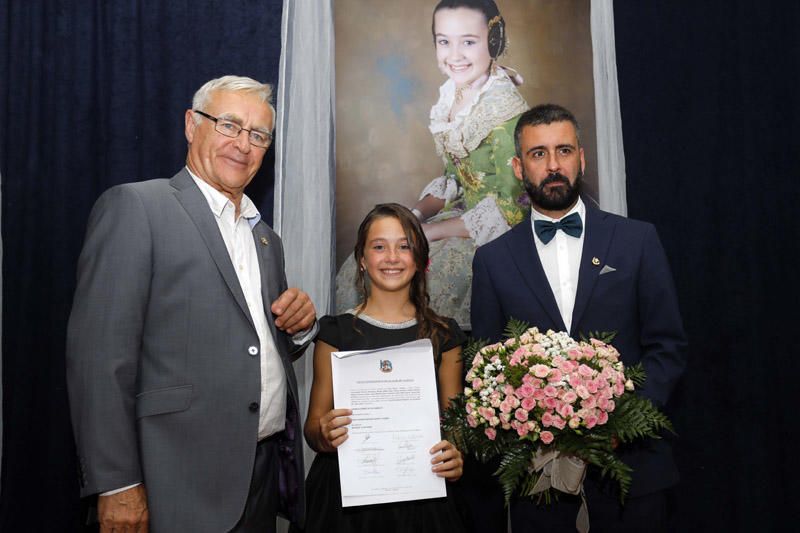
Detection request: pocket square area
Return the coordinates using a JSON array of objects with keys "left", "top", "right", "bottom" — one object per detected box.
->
[{"left": 599, "top": 265, "right": 617, "bottom": 275}]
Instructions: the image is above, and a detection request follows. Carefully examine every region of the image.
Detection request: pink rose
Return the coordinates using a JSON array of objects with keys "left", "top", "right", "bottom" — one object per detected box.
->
[
  {"left": 490, "top": 392, "right": 501, "bottom": 408},
  {"left": 558, "top": 403, "right": 574, "bottom": 419},
  {"left": 516, "top": 424, "right": 530, "bottom": 437},
  {"left": 539, "top": 431, "right": 554, "bottom": 444},
  {"left": 548, "top": 369, "right": 563, "bottom": 383},
  {"left": 567, "top": 347, "right": 582, "bottom": 360},
  {"left": 489, "top": 416, "right": 500, "bottom": 427},
  {"left": 606, "top": 400, "right": 615, "bottom": 412},
  {"left": 516, "top": 383, "right": 535, "bottom": 399},
  {"left": 586, "top": 380, "right": 599, "bottom": 394},
  {"left": 562, "top": 391, "right": 578, "bottom": 404},
  {"left": 532, "top": 388, "right": 546, "bottom": 401},
  {"left": 522, "top": 373, "right": 535, "bottom": 385},
  {"left": 466, "top": 402, "right": 474, "bottom": 414},
  {"left": 541, "top": 412, "right": 553, "bottom": 427},
  {"left": 496, "top": 373, "right": 506, "bottom": 384},
  {"left": 597, "top": 397, "right": 609, "bottom": 410},
  {"left": 499, "top": 399, "right": 513, "bottom": 414},
  {"left": 543, "top": 385, "right": 558, "bottom": 397},
  {"left": 543, "top": 397, "right": 558, "bottom": 410},
  {"left": 569, "top": 375, "right": 583, "bottom": 389},
  {"left": 478, "top": 407, "right": 495, "bottom": 420},
  {"left": 578, "top": 364, "right": 594, "bottom": 378},
  {"left": 467, "top": 414, "right": 477, "bottom": 428},
  {"left": 472, "top": 378, "right": 483, "bottom": 389},
  {"left": 576, "top": 385, "right": 590, "bottom": 399},
  {"left": 532, "top": 364, "right": 550, "bottom": 378},
  {"left": 584, "top": 414, "right": 598, "bottom": 429},
  {"left": 581, "top": 395, "right": 597, "bottom": 410},
  {"left": 597, "top": 411, "right": 609, "bottom": 425},
  {"left": 521, "top": 397, "right": 536, "bottom": 411},
  {"left": 485, "top": 427, "right": 497, "bottom": 440},
  {"left": 551, "top": 415, "right": 566, "bottom": 430},
  {"left": 514, "top": 408, "right": 529, "bottom": 422},
  {"left": 568, "top": 417, "right": 581, "bottom": 429}
]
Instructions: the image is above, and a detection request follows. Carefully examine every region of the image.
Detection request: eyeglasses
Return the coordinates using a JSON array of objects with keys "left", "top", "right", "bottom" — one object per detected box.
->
[{"left": 193, "top": 110, "right": 273, "bottom": 149}]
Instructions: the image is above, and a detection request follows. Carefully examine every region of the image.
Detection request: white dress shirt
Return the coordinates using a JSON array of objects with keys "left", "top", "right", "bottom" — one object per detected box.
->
[
  {"left": 531, "top": 198, "right": 586, "bottom": 333},
  {"left": 189, "top": 171, "right": 287, "bottom": 441}
]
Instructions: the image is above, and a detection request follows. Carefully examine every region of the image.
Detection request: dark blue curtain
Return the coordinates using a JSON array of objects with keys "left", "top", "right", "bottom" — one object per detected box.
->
[
  {"left": 615, "top": 2, "right": 799, "bottom": 531},
  {"left": 0, "top": 1, "right": 283, "bottom": 530}
]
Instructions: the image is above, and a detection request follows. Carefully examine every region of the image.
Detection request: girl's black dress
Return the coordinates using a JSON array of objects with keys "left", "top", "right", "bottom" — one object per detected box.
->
[{"left": 299, "top": 312, "right": 468, "bottom": 533}]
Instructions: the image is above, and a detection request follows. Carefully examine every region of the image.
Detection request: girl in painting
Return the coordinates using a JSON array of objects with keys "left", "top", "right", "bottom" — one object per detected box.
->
[
  {"left": 298, "top": 204, "right": 466, "bottom": 533},
  {"left": 337, "top": 0, "right": 529, "bottom": 329}
]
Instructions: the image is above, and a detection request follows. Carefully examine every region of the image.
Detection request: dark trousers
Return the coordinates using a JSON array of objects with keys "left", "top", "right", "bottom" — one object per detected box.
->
[
  {"left": 455, "top": 456, "right": 507, "bottom": 533},
  {"left": 510, "top": 480, "right": 667, "bottom": 533},
  {"left": 230, "top": 436, "right": 281, "bottom": 533}
]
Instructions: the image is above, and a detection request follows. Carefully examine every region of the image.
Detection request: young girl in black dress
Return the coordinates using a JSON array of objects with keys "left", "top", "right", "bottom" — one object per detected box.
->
[{"left": 301, "top": 203, "right": 467, "bottom": 532}]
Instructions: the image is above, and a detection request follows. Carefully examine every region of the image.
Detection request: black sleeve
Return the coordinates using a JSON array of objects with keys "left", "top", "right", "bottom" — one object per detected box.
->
[
  {"left": 440, "top": 318, "right": 467, "bottom": 353},
  {"left": 315, "top": 315, "right": 342, "bottom": 348}
]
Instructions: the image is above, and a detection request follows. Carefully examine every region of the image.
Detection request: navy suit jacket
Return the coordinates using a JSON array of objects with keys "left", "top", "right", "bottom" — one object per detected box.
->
[{"left": 471, "top": 205, "right": 687, "bottom": 496}]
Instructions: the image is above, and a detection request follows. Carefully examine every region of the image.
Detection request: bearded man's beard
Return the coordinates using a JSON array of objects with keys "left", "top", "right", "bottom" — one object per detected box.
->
[{"left": 523, "top": 170, "right": 583, "bottom": 211}]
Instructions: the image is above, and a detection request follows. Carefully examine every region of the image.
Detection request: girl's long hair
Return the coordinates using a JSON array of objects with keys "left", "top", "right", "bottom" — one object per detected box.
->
[{"left": 353, "top": 203, "right": 451, "bottom": 357}]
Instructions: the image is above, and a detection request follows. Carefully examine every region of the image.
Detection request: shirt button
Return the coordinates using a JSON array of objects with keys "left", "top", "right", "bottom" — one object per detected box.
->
[
  {"left": 239, "top": 264, "right": 244, "bottom": 271},
  {"left": 249, "top": 402, "right": 259, "bottom": 412},
  {"left": 248, "top": 346, "right": 259, "bottom": 356}
]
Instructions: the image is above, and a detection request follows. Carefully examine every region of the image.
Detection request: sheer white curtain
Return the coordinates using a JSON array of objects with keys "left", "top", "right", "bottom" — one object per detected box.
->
[
  {"left": 274, "top": 0, "right": 335, "bottom": 476},
  {"left": 591, "top": 0, "right": 628, "bottom": 216}
]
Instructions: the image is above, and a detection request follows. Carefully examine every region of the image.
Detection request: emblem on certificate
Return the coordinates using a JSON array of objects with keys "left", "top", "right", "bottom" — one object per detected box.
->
[{"left": 379, "top": 359, "right": 393, "bottom": 373}]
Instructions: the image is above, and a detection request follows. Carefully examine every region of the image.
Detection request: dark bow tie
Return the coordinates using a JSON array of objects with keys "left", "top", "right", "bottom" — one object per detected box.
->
[{"left": 534, "top": 212, "right": 583, "bottom": 244}]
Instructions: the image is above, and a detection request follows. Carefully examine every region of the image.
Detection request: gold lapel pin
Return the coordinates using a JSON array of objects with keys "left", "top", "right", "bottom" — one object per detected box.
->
[
  {"left": 591, "top": 257, "right": 600, "bottom": 266},
  {"left": 260, "top": 236, "right": 269, "bottom": 246}
]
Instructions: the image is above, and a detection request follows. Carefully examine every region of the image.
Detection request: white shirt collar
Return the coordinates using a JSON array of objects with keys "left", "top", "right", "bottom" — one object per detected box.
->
[{"left": 186, "top": 166, "right": 260, "bottom": 224}]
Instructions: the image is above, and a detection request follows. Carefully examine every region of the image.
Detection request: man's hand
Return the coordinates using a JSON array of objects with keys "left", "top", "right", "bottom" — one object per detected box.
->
[
  {"left": 98, "top": 484, "right": 148, "bottom": 533},
  {"left": 271, "top": 288, "right": 316, "bottom": 334}
]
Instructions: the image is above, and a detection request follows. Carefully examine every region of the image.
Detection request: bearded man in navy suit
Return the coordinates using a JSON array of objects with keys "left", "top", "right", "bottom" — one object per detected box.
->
[{"left": 470, "top": 104, "right": 687, "bottom": 532}]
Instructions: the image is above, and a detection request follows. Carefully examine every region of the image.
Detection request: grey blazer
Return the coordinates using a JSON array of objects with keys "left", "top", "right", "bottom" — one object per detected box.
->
[{"left": 67, "top": 169, "right": 306, "bottom": 532}]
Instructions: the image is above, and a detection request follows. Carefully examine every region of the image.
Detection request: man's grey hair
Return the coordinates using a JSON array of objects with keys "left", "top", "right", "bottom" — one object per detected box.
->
[{"left": 191, "top": 75, "right": 276, "bottom": 130}]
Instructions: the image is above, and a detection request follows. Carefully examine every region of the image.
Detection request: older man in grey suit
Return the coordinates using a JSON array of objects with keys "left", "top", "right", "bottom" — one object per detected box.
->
[{"left": 67, "top": 76, "right": 316, "bottom": 532}]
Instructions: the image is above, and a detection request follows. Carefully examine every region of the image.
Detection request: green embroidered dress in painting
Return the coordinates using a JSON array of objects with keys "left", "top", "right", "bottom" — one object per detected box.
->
[{"left": 336, "top": 68, "right": 529, "bottom": 328}]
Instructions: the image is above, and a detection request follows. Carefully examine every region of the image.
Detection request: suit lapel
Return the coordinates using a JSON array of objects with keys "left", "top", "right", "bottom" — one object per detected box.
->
[
  {"left": 571, "top": 207, "right": 616, "bottom": 334},
  {"left": 251, "top": 222, "right": 281, "bottom": 344},
  {"left": 506, "top": 222, "right": 567, "bottom": 331},
  {"left": 170, "top": 169, "right": 255, "bottom": 329}
]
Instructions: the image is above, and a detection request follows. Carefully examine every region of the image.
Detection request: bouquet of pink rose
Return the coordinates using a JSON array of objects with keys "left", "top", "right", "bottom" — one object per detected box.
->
[{"left": 441, "top": 320, "right": 673, "bottom": 503}]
